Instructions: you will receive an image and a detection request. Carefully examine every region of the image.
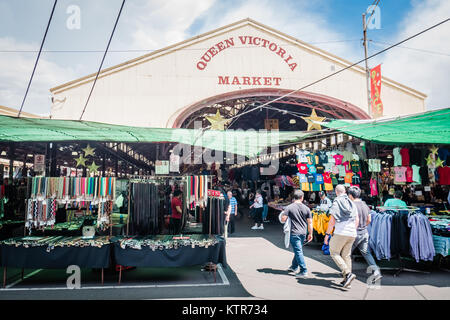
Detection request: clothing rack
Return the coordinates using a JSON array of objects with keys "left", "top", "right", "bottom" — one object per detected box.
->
[{"left": 371, "top": 208, "right": 432, "bottom": 277}]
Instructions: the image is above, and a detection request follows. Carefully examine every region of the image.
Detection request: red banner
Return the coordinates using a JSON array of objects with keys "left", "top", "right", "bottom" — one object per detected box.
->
[
  {"left": 370, "top": 64, "right": 383, "bottom": 118},
  {"left": 208, "top": 190, "right": 221, "bottom": 197}
]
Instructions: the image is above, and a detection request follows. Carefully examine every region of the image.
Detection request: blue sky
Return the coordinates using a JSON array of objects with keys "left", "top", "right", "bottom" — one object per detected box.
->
[{"left": 0, "top": 0, "right": 448, "bottom": 116}]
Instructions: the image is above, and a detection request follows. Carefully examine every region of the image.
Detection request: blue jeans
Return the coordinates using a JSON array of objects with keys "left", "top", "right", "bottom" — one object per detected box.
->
[
  {"left": 290, "top": 234, "right": 307, "bottom": 274},
  {"left": 262, "top": 204, "right": 268, "bottom": 220},
  {"left": 352, "top": 231, "right": 379, "bottom": 272}
]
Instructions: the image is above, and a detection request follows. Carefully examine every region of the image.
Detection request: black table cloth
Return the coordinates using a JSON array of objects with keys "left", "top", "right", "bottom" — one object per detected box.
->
[
  {"left": 113, "top": 236, "right": 227, "bottom": 268},
  {"left": 0, "top": 244, "right": 111, "bottom": 269}
]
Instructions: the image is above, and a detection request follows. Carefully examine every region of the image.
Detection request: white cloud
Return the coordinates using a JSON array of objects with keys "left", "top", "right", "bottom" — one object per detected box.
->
[
  {"left": 0, "top": 37, "right": 78, "bottom": 116},
  {"left": 375, "top": 0, "right": 450, "bottom": 109},
  {"left": 196, "top": 0, "right": 362, "bottom": 62},
  {"left": 124, "top": 0, "right": 216, "bottom": 50}
]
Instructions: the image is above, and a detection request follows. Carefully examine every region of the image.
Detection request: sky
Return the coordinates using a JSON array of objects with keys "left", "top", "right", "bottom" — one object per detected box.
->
[{"left": 0, "top": 0, "right": 449, "bottom": 116}]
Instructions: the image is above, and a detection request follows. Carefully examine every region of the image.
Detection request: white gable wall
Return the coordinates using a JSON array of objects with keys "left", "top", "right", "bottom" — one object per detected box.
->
[{"left": 50, "top": 21, "right": 425, "bottom": 127}]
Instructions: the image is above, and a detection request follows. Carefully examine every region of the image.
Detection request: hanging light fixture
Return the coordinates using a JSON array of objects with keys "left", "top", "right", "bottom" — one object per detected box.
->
[{"left": 289, "top": 119, "right": 296, "bottom": 124}]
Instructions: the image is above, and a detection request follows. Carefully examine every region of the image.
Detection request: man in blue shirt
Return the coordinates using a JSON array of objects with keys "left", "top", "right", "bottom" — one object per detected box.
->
[{"left": 226, "top": 191, "right": 238, "bottom": 235}]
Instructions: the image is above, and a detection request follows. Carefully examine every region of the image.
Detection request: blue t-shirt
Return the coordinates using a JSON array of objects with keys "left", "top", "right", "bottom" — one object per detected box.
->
[
  {"left": 229, "top": 197, "right": 238, "bottom": 215},
  {"left": 307, "top": 165, "right": 317, "bottom": 174},
  {"left": 314, "top": 174, "right": 324, "bottom": 184}
]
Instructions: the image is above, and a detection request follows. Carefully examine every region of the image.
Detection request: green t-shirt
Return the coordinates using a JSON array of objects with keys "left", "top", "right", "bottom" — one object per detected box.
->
[{"left": 384, "top": 198, "right": 407, "bottom": 207}]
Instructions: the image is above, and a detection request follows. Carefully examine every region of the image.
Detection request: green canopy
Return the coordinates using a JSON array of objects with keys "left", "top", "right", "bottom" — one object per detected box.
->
[
  {"left": 0, "top": 115, "right": 312, "bottom": 157},
  {"left": 320, "top": 108, "right": 450, "bottom": 145}
]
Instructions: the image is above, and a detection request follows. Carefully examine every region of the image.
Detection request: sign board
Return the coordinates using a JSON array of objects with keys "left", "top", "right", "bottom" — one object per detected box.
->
[
  {"left": 170, "top": 154, "right": 180, "bottom": 172},
  {"left": 264, "top": 119, "right": 279, "bottom": 130},
  {"left": 155, "top": 161, "right": 169, "bottom": 175},
  {"left": 34, "top": 154, "right": 45, "bottom": 172},
  {"left": 208, "top": 190, "right": 221, "bottom": 197}
]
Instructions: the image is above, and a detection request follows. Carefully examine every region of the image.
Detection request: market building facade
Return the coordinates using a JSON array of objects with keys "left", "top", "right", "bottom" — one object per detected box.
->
[{"left": 49, "top": 19, "right": 427, "bottom": 130}]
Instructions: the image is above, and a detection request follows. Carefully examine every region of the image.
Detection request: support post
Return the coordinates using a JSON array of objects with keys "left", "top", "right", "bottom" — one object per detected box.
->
[{"left": 362, "top": 13, "right": 372, "bottom": 118}]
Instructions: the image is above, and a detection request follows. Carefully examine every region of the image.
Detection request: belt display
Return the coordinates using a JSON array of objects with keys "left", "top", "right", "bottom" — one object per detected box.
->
[
  {"left": 116, "top": 234, "right": 219, "bottom": 251},
  {"left": 129, "top": 182, "right": 160, "bottom": 235},
  {"left": 0, "top": 235, "right": 111, "bottom": 252}
]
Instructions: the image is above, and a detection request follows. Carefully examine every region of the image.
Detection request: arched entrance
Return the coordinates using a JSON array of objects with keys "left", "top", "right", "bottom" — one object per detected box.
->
[{"left": 171, "top": 88, "right": 370, "bottom": 130}]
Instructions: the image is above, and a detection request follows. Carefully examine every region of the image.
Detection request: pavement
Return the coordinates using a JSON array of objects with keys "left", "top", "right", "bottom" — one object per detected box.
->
[{"left": 0, "top": 207, "right": 449, "bottom": 300}]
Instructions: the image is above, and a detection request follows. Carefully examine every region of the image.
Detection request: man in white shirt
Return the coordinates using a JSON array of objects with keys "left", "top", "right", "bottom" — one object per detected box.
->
[
  {"left": 317, "top": 191, "right": 332, "bottom": 213},
  {"left": 324, "top": 185, "right": 359, "bottom": 289}
]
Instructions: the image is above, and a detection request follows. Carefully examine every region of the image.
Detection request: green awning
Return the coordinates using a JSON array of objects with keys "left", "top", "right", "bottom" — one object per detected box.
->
[
  {"left": 0, "top": 115, "right": 311, "bottom": 157},
  {"left": 320, "top": 108, "right": 450, "bottom": 145}
]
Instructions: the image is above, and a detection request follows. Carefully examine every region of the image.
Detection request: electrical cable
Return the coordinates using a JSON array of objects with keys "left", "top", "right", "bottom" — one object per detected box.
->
[
  {"left": 17, "top": 0, "right": 58, "bottom": 118},
  {"left": 215, "top": 17, "right": 449, "bottom": 127},
  {"left": 369, "top": 40, "right": 450, "bottom": 57},
  {"left": 79, "top": 0, "right": 126, "bottom": 120}
]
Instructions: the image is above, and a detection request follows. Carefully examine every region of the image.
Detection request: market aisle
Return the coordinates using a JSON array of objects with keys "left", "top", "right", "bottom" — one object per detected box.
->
[{"left": 224, "top": 211, "right": 450, "bottom": 300}]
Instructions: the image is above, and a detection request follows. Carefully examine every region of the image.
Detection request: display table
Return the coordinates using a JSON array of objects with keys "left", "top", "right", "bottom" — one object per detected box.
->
[
  {"left": 112, "top": 235, "right": 227, "bottom": 284},
  {"left": 0, "top": 236, "right": 111, "bottom": 287},
  {"left": 433, "top": 235, "right": 450, "bottom": 257},
  {"left": 268, "top": 202, "right": 290, "bottom": 211}
]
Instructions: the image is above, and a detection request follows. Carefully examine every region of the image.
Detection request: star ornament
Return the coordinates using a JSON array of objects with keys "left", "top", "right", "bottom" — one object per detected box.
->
[
  {"left": 205, "top": 110, "right": 230, "bottom": 131},
  {"left": 75, "top": 154, "right": 87, "bottom": 167},
  {"left": 301, "top": 109, "right": 326, "bottom": 131},
  {"left": 426, "top": 154, "right": 435, "bottom": 167},
  {"left": 88, "top": 161, "right": 100, "bottom": 174},
  {"left": 435, "top": 157, "right": 444, "bottom": 168},
  {"left": 83, "top": 144, "right": 96, "bottom": 157}
]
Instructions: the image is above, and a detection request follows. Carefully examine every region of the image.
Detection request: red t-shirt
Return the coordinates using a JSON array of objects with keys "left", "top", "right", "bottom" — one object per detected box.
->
[
  {"left": 406, "top": 166, "right": 413, "bottom": 183},
  {"left": 171, "top": 197, "right": 182, "bottom": 219},
  {"left": 322, "top": 172, "right": 332, "bottom": 184},
  {"left": 400, "top": 148, "right": 410, "bottom": 166},
  {"left": 438, "top": 166, "right": 450, "bottom": 185},
  {"left": 297, "top": 163, "right": 308, "bottom": 174}
]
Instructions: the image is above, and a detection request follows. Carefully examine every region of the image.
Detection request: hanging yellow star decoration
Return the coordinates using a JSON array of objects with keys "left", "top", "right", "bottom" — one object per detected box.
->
[
  {"left": 301, "top": 109, "right": 326, "bottom": 131},
  {"left": 83, "top": 144, "right": 96, "bottom": 157},
  {"left": 429, "top": 145, "right": 439, "bottom": 156},
  {"left": 435, "top": 157, "right": 444, "bottom": 168},
  {"left": 75, "top": 154, "right": 87, "bottom": 167},
  {"left": 205, "top": 110, "right": 230, "bottom": 131},
  {"left": 87, "top": 161, "right": 100, "bottom": 174},
  {"left": 426, "top": 154, "right": 435, "bottom": 167}
]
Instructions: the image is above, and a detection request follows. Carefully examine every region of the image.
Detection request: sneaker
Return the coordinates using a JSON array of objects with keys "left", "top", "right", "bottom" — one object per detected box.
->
[
  {"left": 251, "top": 225, "right": 259, "bottom": 230},
  {"left": 372, "top": 272, "right": 383, "bottom": 283},
  {"left": 258, "top": 225, "right": 264, "bottom": 230},
  {"left": 295, "top": 272, "right": 309, "bottom": 279},
  {"left": 342, "top": 273, "right": 356, "bottom": 288},
  {"left": 287, "top": 266, "right": 298, "bottom": 273}
]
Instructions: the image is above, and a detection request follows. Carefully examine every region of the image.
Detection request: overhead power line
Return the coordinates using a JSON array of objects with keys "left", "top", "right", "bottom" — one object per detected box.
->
[
  {"left": 79, "top": 0, "right": 126, "bottom": 120},
  {"left": 17, "top": 0, "right": 58, "bottom": 118},
  {"left": 218, "top": 18, "right": 450, "bottom": 126}
]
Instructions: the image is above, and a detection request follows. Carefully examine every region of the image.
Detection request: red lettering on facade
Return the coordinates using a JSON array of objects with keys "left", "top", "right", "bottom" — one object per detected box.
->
[
  {"left": 196, "top": 35, "right": 298, "bottom": 72},
  {"left": 216, "top": 41, "right": 226, "bottom": 52},
  {"left": 224, "top": 38, "right": 234, "bottom": 48},
  {"left": 208, "top": 46, "right": 218, "bottom": 57},
  {"left": 197, "top": 61, "right": 207, "bottom": 70},
  {"left": 277, "top": 47, "right": 286, "bottom": 58},
  {"left": 217, "top": 75, "right": 282, "bottom": 86},
  {"left": 268, "top": 43, "right": 277, "bottom": 52},
  {"left": 252, "top": 77, "right": 262, "bottom": 85},
  {"left": 218, "top": 76, "right": 230, "bottom": 85},
  {"left": 231, "top": 76, "right": 241, "bottom": 85},
  {"left": 238, "top": 36, "right": 248, "bottom": 45}
]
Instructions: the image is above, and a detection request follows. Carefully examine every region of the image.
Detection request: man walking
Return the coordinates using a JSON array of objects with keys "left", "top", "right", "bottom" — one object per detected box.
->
[
  {"left": 280, "top": 190, "right": 313, "bottom": 279},
  {"left": 226, "top": 191, "right": 238, "bottom": 235},
  {"left": 324, "top": 185, "right": 359, "bottom": 288},
  {"left": 348, "top": 186, "right": 382, "bottom": 283}
]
